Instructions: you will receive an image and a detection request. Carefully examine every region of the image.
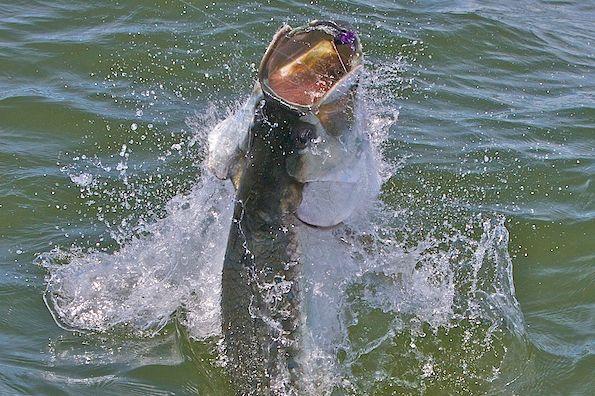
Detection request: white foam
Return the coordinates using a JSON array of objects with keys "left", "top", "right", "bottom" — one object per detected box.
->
[
  {"left": 69, "top": 172, "right": 94, "bottom": 187},
  {"left": 42, "top": 174, "right": 235, "bottom": 339}
]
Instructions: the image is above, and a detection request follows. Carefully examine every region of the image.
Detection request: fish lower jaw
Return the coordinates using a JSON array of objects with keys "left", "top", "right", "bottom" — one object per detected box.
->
[{"left": 296, "top": 214, "right": 343, "bottom": 230}]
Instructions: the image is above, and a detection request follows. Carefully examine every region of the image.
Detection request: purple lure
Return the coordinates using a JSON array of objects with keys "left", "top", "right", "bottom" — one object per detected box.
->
[{"left": 335, "top": 30, "right": 357, "bottom": 49}]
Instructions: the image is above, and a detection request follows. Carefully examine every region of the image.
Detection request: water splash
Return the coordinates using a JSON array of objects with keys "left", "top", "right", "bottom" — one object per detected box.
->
[
  {"left": 40, "top": 58, "right": 526, "bottom": 394},
  {"left": 40, "top": 174, "right": 234, "bottom": 339}
]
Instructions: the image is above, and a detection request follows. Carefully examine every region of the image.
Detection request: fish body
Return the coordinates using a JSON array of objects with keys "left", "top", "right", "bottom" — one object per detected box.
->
[
  {"left": 221, "top": 101, "right": 305, "bottom": 394},
  {"left": 208, "top": 21, "right": 377, "bottom": 394}
]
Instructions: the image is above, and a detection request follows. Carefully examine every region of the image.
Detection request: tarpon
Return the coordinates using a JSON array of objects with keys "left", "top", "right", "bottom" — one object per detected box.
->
[{"left": 207, "top": 21, "right": 377, "bottom": 394}]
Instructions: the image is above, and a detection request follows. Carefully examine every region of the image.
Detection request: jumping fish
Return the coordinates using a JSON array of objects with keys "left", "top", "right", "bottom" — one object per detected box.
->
[{"left": 207, "top": 20, "right": 378, "bottom": 394}]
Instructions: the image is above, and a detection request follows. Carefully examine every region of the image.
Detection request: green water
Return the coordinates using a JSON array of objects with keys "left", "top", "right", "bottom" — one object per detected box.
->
[{"left": 1, "top": 1, "right": 593, "bottom": 395}]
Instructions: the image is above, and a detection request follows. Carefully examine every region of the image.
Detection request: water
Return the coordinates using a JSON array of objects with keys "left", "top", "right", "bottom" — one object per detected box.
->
[{"left": 1, "top": 0, "right": 593, "bottom": 394}]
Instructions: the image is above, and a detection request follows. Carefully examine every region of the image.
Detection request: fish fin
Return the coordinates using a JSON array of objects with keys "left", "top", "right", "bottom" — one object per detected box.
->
[
  {"left": 294, "top": 117, "right": 380, "bottom": 227},
  {"left": 297, "top": 151, "right": 380, "bottom": 227},
  {"left": 207, "top": 83, "right": 262, "bottom": 180}
]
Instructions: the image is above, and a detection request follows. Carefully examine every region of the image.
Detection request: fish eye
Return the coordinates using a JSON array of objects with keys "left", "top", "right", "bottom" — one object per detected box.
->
[{"left": 292, "top": 124, "right": 316, "bottom": 150}]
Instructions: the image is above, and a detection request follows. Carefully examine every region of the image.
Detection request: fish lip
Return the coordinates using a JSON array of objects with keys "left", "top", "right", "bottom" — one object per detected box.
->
[
  {"left": 258, "top": 20, "right": 363, "bottom": 113},
  {"left": 295, "top": 213, "right": 342, "bottom": 230}
]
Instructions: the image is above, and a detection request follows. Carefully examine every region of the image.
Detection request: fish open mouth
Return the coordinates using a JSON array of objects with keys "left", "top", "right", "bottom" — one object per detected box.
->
[{"left": 259, "top": 21, "right": 362, "bottom": 108}]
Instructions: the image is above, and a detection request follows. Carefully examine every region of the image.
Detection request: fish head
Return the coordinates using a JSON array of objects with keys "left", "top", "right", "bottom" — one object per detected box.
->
[
  {"left": 250, "top": 21, "right": 377, "bottom": 227},
  {"left": 207, "top": 21, "right": 376, "bottom": 227},
  {"left": 257, "top": 21, "right": 366, "bottom": 184}
]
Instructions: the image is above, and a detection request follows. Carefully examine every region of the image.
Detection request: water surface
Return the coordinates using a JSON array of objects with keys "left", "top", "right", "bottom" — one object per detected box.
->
[{"left": 1, "top": 0, "right": 593, "bottom": 394}]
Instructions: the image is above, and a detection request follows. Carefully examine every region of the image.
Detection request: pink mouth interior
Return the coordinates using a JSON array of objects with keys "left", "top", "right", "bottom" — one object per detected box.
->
[{"left": 264, "top": 32, "right": 356, "bottom": 106}]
